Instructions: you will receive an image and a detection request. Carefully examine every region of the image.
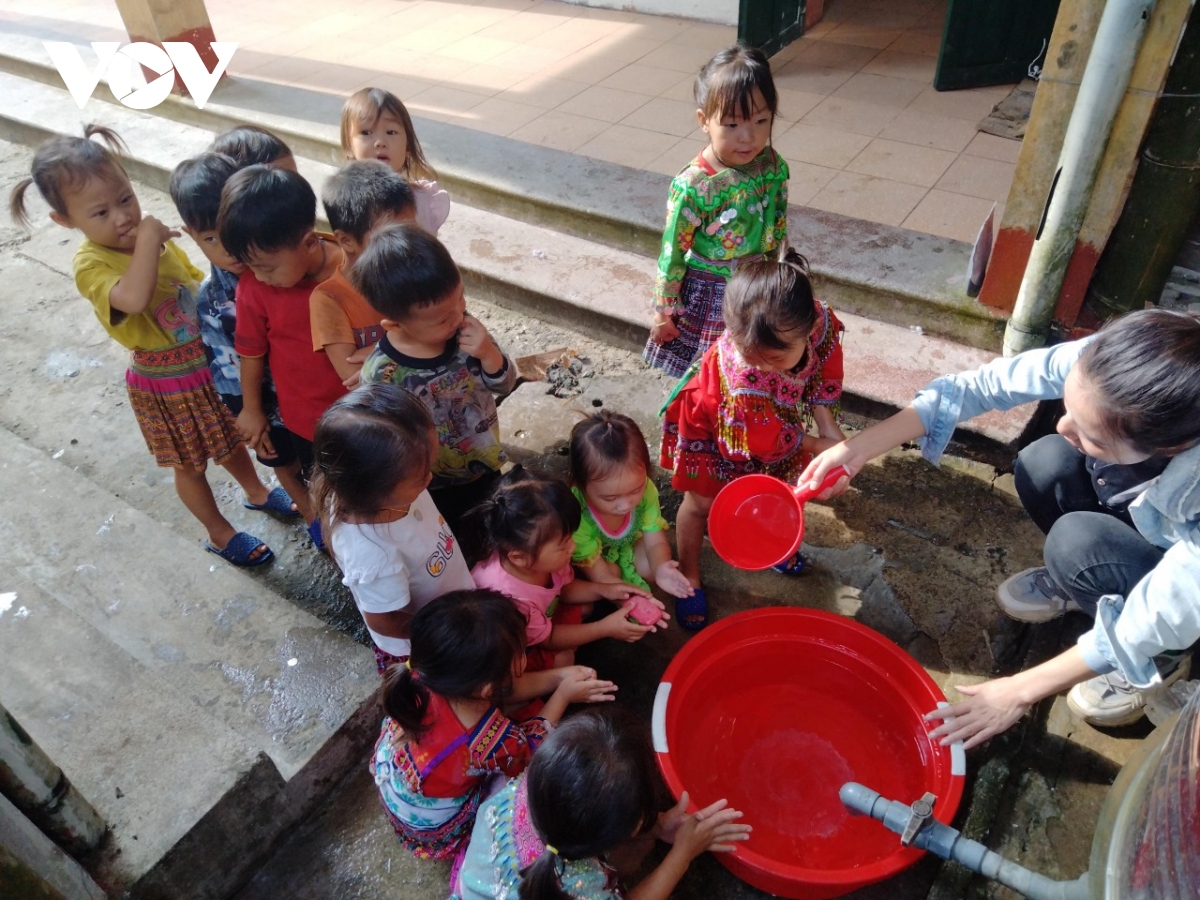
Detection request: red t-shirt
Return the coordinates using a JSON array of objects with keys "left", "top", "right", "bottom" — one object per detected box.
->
[{"left": 234, "top": 271, "right": 346, "bottom": 440}]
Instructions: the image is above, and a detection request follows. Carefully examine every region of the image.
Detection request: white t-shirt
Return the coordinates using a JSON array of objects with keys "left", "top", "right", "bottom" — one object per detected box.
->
[{"left": 330, "top": 489, "right": 474, "bottom": 657}]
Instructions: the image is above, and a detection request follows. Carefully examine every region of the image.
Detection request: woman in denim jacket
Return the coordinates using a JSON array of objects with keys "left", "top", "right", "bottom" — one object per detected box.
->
[{"left": 801, "top": 309, "right": 1200, "bottom": 745}]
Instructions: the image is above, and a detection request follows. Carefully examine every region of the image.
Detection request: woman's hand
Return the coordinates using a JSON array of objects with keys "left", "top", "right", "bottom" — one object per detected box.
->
[
  {"left": 924, "top": 677, "right": 1032, "bottom": 750},
  {"left": 796, "top": 442, "right": 863, "bottom": 500}
]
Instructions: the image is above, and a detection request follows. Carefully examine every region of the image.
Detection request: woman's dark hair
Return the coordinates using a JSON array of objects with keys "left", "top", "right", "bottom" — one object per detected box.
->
[
  {"left": 695, "top": 43, "right": 778, "bottom": 123},
  {"left": 310, "top": 383, "right": 435, "bottom": 529},
  {"left": 1077, "top": 308, "right": 1200, "bottom": 455},
  {"left": 569, "top": 411, "right": 653, "bottom": 488},
  {"left": 9, "top": 124, "right": 128, "bottom": 229},
  {"left": 348, "top": 222, "right": 461, "bottom": 320},
  {"left": 169, "top": 151, "right": 239, "bottom": 232},
  {"left": 466, "top": 467, "right": 581, "bottom": 563},
  {"left": 341, "top": 87, "right": 436, "bottom": 181},
  {"left": 519, "top": 708, "right": 661, "bottom": 900},
  {"left": 382, "top": 589, "right": 528, "bottom": 739},
  {"left": 217, "top": 165, "right": 317, "bottom": 263},
  {"left": 209, "top": 125, "right": 293, "bottom": 168},
  {"left": 724, "top": 248, "right": 817, "bottom": 353}
]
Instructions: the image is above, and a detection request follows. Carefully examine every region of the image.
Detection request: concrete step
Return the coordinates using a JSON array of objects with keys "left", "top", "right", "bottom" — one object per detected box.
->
[
  {"left": 0, "top": 425, "right": 379, "bottom": 897},
  {"left": 0, "top": 70, "right": 1035, "bottom": 451},
  {"left": 0, "top": 33, "right": 1006, "bottom": 352}
]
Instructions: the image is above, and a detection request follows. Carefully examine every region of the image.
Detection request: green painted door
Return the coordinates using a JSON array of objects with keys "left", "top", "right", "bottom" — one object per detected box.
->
[
  {"left": 739, "top": 0, "right": 806, "bottom": 58},
  {"left": 934, "top": 0, "right": 1061, "bottom": 91}
]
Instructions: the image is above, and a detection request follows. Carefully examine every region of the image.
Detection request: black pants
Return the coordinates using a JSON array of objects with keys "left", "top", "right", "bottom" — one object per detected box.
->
[{"left": 1013, "top": 435, "right": 1163, "bottom": 614}]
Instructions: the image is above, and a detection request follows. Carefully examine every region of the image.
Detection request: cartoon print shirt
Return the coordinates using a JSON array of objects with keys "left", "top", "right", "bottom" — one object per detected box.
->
[
  {"left": 330, "top": 489, "right": 474, "bottom": 658},
  {"left": 360, "top": 333, "right": 517, "bottom": 489},
  {"left": 73, "top": 238, "right": 205, "bottom": 351}
]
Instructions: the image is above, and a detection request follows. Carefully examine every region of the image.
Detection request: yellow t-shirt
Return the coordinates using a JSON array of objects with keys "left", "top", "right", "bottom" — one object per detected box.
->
[{"left": 73, "top": 239, "right": 205, "bottom": 351}]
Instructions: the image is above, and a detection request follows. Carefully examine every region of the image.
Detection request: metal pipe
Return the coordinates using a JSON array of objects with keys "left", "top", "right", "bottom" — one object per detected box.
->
[
  {"left": 1003, "top": 0, "right": 1158, "bottom": 356},
  {"left": 840, "top": 782, "right": 1091, "bottom": 900},
  {"left": 0, "top": 704, "right": 106, "bottom": 856}
]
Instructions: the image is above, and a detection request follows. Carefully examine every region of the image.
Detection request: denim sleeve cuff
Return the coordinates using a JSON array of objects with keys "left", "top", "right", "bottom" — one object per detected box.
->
[
  {"left": 913, "top": 377, "right": 966, "bottom": 466},
  {"left": 1075, "top": 628, "right": 1115, "bottom": 676},
  {"left": 1081, "top": 595, "right": 1162, "bottom": 689}
]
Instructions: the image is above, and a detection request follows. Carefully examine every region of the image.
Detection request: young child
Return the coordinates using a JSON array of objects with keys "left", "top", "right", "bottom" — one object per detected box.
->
[
  {"left": 210, "top": 124, "right": 298, "bottom": 171},
  {"left": 341, "top": 87, "right": 450, "bottom": 235},
  {"left": 662, "top": 250, "right": 845, "bottom": 627},
  {"left": 568, "top": 412, "right": 694, "bottom": 610},
  {"left": 218, "top": 164, "right": 348, "bottom": 546},
  {"left": 643, "top": 44, "right": 789, "bottom": 378},
  {"left": 374, "top": 589, "right": 616, "bottom": 874},
  {"left": 9, "top": 127, "right": 273, "bottom": 566},
  {"left": 311, "top": 382, "right": 474, "bottom": 672},
  {"left": 351, "top": 223, "right": 515, "bottom": 542},
  {"left": 454, "top": 707, "right": 750, "bottom": 900},
  {"left": 313, "top": 160, "right": 416, "bottom": 386},
  {"left": 469, "top": 468, "right": 669, "bottom": 672},
  {"left": 169, "top": 151, "right": 306, "bottom": 521},
  {"left": 801, "top": 309, "right": 1200, "bottom": 738}
]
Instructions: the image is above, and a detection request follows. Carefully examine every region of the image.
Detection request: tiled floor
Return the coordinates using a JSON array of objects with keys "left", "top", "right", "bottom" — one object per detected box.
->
[{"left": 0, "top": 0, "right": 1020, "bottom": 241}]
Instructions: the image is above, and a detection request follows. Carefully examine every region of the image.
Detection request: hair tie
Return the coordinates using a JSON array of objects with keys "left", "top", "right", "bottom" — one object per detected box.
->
[
  {"left": 545, "top": 844, "right": 559, "bottom": 856},
  {"left": 404, "top": 659, "right": 413, "bottom": 671}
]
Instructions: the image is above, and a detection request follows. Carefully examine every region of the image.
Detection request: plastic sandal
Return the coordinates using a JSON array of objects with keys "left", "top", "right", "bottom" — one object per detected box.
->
[
  {"left": 676, "top": 587, "right": 708, "bottom": 631},
  {"left": 243, "top": 485, "right": 300, "bottom": 518},
  {"left": 772, "top": 551, "right": 808, "bottom": 576},
  {"left": 307, "top": 518, "right": 327, "bottom": 552},
  {"left": 205, "top": 531, "right": 274, "bottom": 567}
]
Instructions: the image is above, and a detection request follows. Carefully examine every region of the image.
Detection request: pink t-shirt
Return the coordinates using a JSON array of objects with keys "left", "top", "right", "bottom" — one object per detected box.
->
[{"left": 471, "top": 553, "right": 574, "bottom": 647}]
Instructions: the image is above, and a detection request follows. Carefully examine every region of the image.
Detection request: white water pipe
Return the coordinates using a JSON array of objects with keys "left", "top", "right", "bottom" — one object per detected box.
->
[{"left": 1003, "top": 0, "right": 1158, "bottom": 356}]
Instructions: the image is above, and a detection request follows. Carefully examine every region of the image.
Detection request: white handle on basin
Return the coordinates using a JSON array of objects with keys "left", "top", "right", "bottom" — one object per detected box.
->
[{"left": 652, "top": 682, "right": 671, "bottom": 753}]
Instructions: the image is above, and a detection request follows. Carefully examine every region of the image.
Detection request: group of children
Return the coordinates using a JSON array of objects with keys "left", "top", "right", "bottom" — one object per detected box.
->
[{"left": 12, "top": 37, "right": 1200, "bottom": 899}]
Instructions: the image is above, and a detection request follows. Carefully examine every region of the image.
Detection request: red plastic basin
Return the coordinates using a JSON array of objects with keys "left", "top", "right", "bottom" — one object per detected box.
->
[{"left": 653, "top": 608, "right": 964, "bottom": 899}]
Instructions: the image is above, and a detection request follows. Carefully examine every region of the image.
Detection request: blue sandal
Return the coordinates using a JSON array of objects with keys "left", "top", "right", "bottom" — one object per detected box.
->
[
  {"left": 205, "top": 531, "right": 274, "bottom": 567},
  {"left": 244, "top": 486, "right": 300, "bottom": 518},
  {"left": 307, "top": 518, "right": 327, "bottom": 552},
  {"left": 772, "top": 551, "right": 808, "bottom": 576},
  {"left": 676, "top": 588, "right": 708, "bottom": 631}
]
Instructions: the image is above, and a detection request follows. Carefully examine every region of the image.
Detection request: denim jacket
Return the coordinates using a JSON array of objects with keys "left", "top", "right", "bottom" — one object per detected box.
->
[{"left": 912, "top": 337, "right": 1200, "bottom": 688}]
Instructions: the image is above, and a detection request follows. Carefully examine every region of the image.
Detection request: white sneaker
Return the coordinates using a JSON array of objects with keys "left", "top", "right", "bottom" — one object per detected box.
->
[
  {"left": 1067, "top": 654, "right": 1193, "bottom": 727},
  {"left": 996, "top": 567, "right": 1083, "bottom": 623}
]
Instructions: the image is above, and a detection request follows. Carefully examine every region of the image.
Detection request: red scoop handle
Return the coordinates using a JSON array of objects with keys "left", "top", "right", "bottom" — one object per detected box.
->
[{"left": 792, "top": 465, "right": 850, "bottom": 504}]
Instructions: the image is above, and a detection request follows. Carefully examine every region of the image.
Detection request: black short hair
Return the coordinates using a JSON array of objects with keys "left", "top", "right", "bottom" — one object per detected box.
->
[
  {"left": 169, "top": 152, "right": 239, "bottom": 232},
  {"left": 348, "top": 222, "right": 460, "bottom": 320},
  {"left": 322, "top": 160, "right": 416, "bottom": 243},
  {"left": 209, "top": 125, "right": 293, "bottom": 168},
  {"left": 217, "top": 165, "right": 316, "bottom": 263}
]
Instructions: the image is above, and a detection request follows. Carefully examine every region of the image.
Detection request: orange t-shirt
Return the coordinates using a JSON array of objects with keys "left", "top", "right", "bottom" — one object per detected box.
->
[{"left": 309, "top": 264, "right": 385, "bottom": 351}]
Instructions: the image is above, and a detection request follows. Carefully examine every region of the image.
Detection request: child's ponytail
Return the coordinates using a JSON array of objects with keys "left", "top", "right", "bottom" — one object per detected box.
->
[
  {"left": 518, "top": 850, "right": 570, "bottom": 900},
  {"left": 465, "top": 467, "right": 580, "bottom": 563},
  {"left": 380, "top": 658, "right": 430, "bottom": 738},
  {"left": 9, "top": 124, "right": 129, "bottom": 230}
]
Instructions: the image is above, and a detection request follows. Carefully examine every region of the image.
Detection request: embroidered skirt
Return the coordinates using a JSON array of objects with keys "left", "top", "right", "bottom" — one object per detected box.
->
[
  {"left": 126, "top": 338, "right": 242, "bottom": 469},
  {"left": 643, "top": 268, "right": 727, "bottom": 378}
]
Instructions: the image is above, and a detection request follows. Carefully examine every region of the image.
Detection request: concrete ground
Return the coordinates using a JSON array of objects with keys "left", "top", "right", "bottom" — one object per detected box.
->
[{"left": 0, "top": 138, "right": 1151, "bottom": 899}]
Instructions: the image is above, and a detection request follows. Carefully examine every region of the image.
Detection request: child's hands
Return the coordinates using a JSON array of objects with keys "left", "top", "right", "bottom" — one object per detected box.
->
[
  {"left": 666, "top": 794, "right": 751, "bottom": 858},
  {"left": 135, "top": 215, "right": 179, "bottom": 249},
  {"left": 591, "top": 581, "right": 653, "bottom": 603},
  {"left": 654, "top": 561, "right": 695, "bottom": 599},
  {"left": 600, "top": 605, "right": 655, "bottom": 642},
  {"left": 340, "top": 346, "right": 373, "bottom": 388},
  {"left": 236, "top": 408, "right": 276, "bottom": 459},
  {"left": 649, "top": 313, "right": 681, "bottom": 344},
  {"left": 458, "top": 313, "right": 505, "bottom": 374},
  {"left": 554, "top": 666, "right": 617, "bottom": 704}
]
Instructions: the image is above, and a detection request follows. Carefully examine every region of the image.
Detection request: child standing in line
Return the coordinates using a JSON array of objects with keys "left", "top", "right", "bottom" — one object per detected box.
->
[
  {"left": 9, "top": 128, "right": 273, "bottom": 566},
  {"left": 210, "top": 124, "right": 298, "bottom": 171},
  {"left": 568, "top": 412, "right": 695, "bottom": 614},
  {"left": 374, "top": 590, "right": 616, "bottom": 876},
  {"left": 453, "top": 707, "right": 750, "bottom": 900},
  {"left": 169, "top": 151, "right": 305, "bottom": 522},
  {"left": 469, "top": 468, "right": 669, "bottom": 672},
  {"left": 218, "top": 165, "right": 348, "bottom": 547},
  {"left": 662, "top": 251, "right": 845, "bottom": 627},
  {"left": 352, "top": 223, "right": 516, "bottom": 545},
  {"left": 310, "top": 383, "right": 475, "bottom": 673},
  {"left": 341, "top": 87, "right": 450, "bottom": 235},
  {"left": 313, "top": 160, "right": 416, "bottom": 387},
  {"left": 644, "top": 44, "right": 789, "bottom": 378}
]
